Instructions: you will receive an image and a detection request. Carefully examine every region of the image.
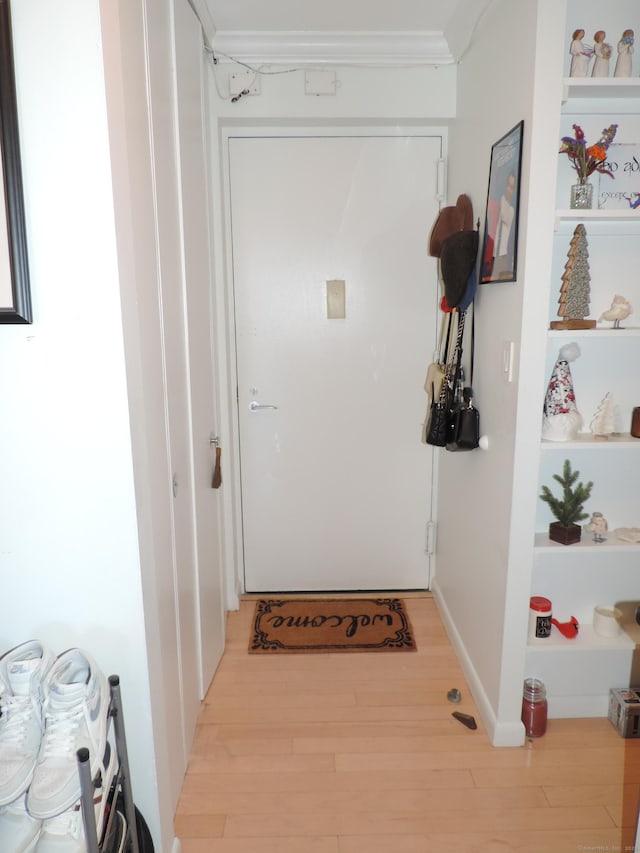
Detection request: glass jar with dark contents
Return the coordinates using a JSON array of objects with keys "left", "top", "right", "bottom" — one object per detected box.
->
[{"left": 521, "top": 678, "right": 547, "bottom": 737}]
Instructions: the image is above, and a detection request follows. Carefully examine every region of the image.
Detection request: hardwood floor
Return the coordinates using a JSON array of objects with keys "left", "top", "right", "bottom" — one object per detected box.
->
[{"left": 175, "top": 595, "right": 640, "bottom": 852}]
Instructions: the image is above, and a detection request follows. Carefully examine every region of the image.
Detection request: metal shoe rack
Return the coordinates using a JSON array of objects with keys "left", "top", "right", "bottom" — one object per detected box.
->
[{"left": 76, "top": 675, "right": 141, "bottom": 853}]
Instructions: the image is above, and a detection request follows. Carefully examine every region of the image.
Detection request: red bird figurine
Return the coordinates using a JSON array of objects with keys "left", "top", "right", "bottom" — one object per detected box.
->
[{"left": 551, "top": 616, "right": 580, "bottom": 639}]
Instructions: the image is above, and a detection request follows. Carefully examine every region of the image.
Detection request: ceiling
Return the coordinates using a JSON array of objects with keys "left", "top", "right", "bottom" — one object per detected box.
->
[{"left": 195, "top": 0, "right": 492, "bottom": 66}]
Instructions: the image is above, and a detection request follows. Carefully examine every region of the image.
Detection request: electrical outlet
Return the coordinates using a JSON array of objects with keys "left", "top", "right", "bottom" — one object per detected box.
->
[{"left": 229, "top": 71, "right": 260, "bottom": 97}]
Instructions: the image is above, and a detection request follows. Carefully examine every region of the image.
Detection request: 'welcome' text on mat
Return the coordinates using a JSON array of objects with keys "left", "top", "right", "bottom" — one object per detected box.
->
[{"left": 249, "top": 598, "right": 416, "bottom": 654}]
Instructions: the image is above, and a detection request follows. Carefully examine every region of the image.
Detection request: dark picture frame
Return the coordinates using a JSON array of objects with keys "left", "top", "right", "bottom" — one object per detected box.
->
[
  {"left": 480, "top": 120, "right": 524, "bottom": 285},
  {"left": 0, "top": 0, "right": 31, "bottom": 323}
]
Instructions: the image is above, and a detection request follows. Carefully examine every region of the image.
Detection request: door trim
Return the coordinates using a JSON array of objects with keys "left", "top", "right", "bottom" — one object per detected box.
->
[{"left": 214, "top": 124, "right": 448, "bottom": 601}]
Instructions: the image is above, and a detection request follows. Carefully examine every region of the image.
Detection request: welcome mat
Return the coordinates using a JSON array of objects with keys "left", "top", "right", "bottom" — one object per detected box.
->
[{"left": 249, "top": 598, "right": 416, "bottom": 654}]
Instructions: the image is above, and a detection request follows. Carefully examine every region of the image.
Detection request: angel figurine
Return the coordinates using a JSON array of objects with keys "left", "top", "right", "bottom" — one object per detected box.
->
[
  {"left": 569, "top": 29, "right": 592, "bottom": 77},
  {"left": 592, "top": 30, "right": 612, "bottom": 77},
  {"left": 614, "top": 29, "right": 634, "bottom": 77}
]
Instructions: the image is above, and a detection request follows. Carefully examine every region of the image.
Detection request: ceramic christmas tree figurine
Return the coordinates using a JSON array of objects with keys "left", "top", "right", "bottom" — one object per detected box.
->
[
  {"left": 590, "top": 392, "right": 615, "bottom": 439},
  {"left": 550, "top": 224, "right": 595, "bottom": 330},
  {"left": 542, "top": 342, "right": 583, "bottom": 442},
  {"left": 614, "top": 30, "right": 634, "bottom": 77}
]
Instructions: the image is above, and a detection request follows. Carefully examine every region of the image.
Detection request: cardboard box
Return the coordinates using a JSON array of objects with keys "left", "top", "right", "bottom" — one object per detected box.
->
[{"left": 608, "top": 687, "right": 640, "bottom": 738}]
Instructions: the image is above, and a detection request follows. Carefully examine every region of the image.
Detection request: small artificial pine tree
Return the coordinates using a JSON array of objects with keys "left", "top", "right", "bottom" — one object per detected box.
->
[
  {"left": 550, "top": 224, "right": 596, "bottom": 329},
  {"left": 539, "top": 458, "right": 593, "bottom": 527}
]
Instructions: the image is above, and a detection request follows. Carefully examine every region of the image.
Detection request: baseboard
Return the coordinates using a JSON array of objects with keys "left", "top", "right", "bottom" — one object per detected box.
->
[
  {"left": 171, "top": 838, "right": 181, "bottom": 853},
  {"left": 431, "top": 579, "right": 525, "bottom": 748}
]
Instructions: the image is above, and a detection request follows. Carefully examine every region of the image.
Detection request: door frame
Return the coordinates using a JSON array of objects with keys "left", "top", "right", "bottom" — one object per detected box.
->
[{"left": 213, "top": 124, "right": 448, "bottom": 603}]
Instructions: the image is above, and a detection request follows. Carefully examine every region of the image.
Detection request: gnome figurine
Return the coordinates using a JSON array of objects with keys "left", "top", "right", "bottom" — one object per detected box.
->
[{"left": 542, "top": 342, "right": 583, "bottom": 441}]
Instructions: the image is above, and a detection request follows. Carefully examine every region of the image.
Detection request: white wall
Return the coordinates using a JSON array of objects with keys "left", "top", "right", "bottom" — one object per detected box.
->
[
  {"left": 0, "top": 2, "right": 221, "bottom": 851},
  {"left": 431, "top": 0, "right": 566, "bottom": 745},
  {"left": 0, "top": 0, "right": 163, "bottom": 841},
  {"left": 210, "top": 62, "right": 456, "bottom": 121}
]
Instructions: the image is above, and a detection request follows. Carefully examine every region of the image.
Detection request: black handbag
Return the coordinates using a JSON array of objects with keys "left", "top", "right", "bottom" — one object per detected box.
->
[
  {"left": 448, "top": 388, "right": 480, "bottom": 450},
  {"left": 447, "top": 307, "right": 480, "bottom": 452},
  {"left": 426, "top": 311, "right": 465, "bottom": 447},
  {"left": 425, "top": 384, "right": 452, "bottom": 446}
]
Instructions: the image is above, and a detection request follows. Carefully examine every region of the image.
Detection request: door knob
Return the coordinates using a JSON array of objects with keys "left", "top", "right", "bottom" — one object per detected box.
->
[{"left": 249, "top": 401, "right": 279, "bottom": 411}]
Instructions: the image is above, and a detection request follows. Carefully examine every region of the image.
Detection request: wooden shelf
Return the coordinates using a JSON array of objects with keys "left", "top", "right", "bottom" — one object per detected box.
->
[
  {"left": 527, "top": 622, "right": 634, "bottom": 651},
  {"left": 541, "top": 433, "right": 640, "bottom": 449},
  {"left": 562, "top": 77, "right": 640, "bottom": 100},
  {"left": 534, "top": 532, "right": 640, "bottom": 552},
  {"left": 556, "top": 208, "right": 640, "bottom": 222},
  {"left": 554, "top": 210, "right": 640, "bottom": 235},
  {"left": 548, "top": 326, "right": 640, "bottom": 338}
]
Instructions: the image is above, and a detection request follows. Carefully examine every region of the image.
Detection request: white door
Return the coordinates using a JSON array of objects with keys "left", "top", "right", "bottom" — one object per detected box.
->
[
  {"left": 229, "top": 135, "right": 440, "bottom": 592},
  {"left": 173, "top": 0, "right": 225, "bottom": 696}
]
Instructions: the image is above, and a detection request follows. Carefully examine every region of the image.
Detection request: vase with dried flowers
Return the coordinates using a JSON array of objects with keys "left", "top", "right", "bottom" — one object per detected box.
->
[{"left": 559, "top": 123, "right": 618, "bottom": 209}]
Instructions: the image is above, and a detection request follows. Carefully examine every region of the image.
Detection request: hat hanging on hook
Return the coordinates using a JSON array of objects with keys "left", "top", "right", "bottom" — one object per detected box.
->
[{"left": 428, "top": 194, "right": 473, "bottom": 258}]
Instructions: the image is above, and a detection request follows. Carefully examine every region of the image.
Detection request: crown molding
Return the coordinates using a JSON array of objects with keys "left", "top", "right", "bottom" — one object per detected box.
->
[{"left": 211, "top": 30, "right": 454, "bottom": 66}]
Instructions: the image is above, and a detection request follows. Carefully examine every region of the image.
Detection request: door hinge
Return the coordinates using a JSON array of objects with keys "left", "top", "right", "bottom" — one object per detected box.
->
[
  {"left": 436, "top": 158, "right": 447, "bottom": 203},
  {"left": 425, "top": 521, "right": 436, "bottom": 556}
]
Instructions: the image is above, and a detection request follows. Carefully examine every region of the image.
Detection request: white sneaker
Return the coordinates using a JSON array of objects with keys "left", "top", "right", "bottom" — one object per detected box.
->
[
  {"left": 0, "top": 793, "right": 42, "bottom": 853},
  {"left": 0, "top": 641, "right": 55, "bottom": 805},
  {"left": 27, "top": 650, "right": 110, "bottom": 820},
  {"left": 34, "top": 739, "right": 117, "bottom": 853}
]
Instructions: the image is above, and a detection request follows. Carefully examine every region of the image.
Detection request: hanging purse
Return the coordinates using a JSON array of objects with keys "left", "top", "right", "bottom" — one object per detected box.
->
[
  {"left": 426, "top": 311, "right": 464, "bottom": 447},
  {"left": 447, "top": 306, "right": 480, "bottom": 452},
  {"left": 448, "top": 387, "right": 480, "bottom": 450},
  {"left": 425, "top": 383, "right": 452, "bottom": 446},
  {"left": 424, "top": 311, "right": 453, "bottom": 407}
]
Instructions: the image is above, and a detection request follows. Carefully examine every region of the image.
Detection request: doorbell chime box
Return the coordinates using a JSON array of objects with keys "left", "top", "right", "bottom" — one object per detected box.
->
[{"left": 608, "top": 687, "right": 640, "bottom": 738}]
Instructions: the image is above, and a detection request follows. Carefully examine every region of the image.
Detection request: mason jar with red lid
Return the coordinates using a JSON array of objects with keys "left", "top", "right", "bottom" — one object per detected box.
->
[{"left": 529, "top": 596, "right": 552, "bottom": 640}]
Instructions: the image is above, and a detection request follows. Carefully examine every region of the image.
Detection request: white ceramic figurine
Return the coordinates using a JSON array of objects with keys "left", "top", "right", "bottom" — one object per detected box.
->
[
  {"left": 586, "top": 512, "right": 608, "bottom": 543},
  {"left": 569, "top": 29, "right": 592, "bottom": 77},
  {"left": 591, "top": 30, "right": 612, "bottom": 77},
  {"left": 542, "top": 342, "right": 583, "bottom": 442},
  {"left": 599, "top": 295, "right": 632, "bottom": 329},
  {"left": 614, "top": 29, "right": 634, "bottom": 77}
]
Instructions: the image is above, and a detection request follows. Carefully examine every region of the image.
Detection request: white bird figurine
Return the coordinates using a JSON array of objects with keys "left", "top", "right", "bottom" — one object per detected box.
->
[{"left": 599, "top": 294, "right": 632, "bottom": 328}]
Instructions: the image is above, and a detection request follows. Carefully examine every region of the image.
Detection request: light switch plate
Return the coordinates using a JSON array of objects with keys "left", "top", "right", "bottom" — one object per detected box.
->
[
  {"left": 326, "top": 279, "right": 346, "bottom": 319},
  {"left": 502, "top": 340, "right": 514, "bottom": 382}
]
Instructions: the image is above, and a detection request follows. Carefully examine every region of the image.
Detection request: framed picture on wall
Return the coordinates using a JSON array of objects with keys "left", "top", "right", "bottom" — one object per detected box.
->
[
  {"left": 480, "top": 120, "right": 524, "bottom": 285},
  {"left": 0, "top": 0, "right": 32, "bottom": 323}
]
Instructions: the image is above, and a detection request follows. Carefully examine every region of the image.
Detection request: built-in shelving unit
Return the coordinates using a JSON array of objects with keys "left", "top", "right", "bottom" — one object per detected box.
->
[{"left": 526, "top": 14, "right": 640, "bottom": 718}]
